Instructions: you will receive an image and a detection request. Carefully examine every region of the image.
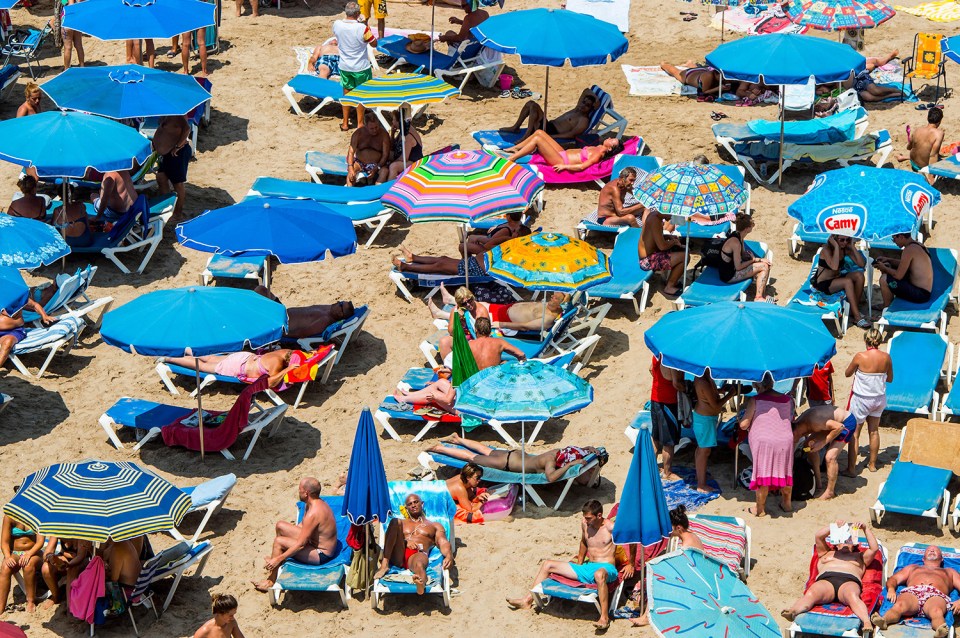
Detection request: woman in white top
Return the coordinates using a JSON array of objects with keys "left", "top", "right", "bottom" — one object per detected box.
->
[{"left": 845, "top": 328, "right": 893, "bottom": 473}]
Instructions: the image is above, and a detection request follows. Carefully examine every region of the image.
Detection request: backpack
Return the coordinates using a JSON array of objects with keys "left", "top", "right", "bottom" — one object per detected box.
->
[{"left": 699, "top": 237, "right": 727, "bottom": 269}]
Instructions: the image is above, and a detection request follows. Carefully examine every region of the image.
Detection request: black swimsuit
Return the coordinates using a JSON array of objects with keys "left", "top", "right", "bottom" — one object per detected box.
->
[{"left": 815, "top": 571, "right": 862, "bottom": 600}]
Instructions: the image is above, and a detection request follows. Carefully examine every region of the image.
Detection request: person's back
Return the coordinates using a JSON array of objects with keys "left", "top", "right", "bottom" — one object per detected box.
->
[
  {"left": 304, "top": 496, "right": 337, "bottom": 554},
  {"left": 908, "top": 107, "right": 945, "bottom": 175},
  {"left": 469, "top": 335, "right": 506, "bottom": 369},
  {"left": 693, "top": 374, "right": 723, "bottom": 416},
  {"left": 332, "top": 9, "right": 374, "bottom": 74},
  {"left": 638, "top": 209, "right": 663, "bottom": 258},
  {"left": 902, "top": 241, "right": 933, "bottom": 292},
  {"left": 97, "top": 170, "right": 137, "bottom": 217}
]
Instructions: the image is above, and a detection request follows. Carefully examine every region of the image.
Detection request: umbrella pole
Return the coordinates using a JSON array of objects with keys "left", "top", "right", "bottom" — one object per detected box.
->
[
  {"left": 778, "top": 98, "right": 785, "bottom": 188},
  {"left": 520, "top": 421, "right": 526, "bottom": 512},
  {"left": 721, "top": 8, "right": 725, "bottom": 42},
  {"left": 429, "top": 0, "right": 435, "bottom": 75},
  {"left": 401, "top": 106, "right": 408, "bottom": 171},
  {"left": 542, "top": 68, "right": 550, "bottom": 129},
  {"left": 865, "top": 244, "right": 873, "bottom": 317},
  {"left": 366, "top": 524, "right": 373, "bottom": 605},
  {"left": 195, "top": 358, "right": 205, "bottom": 460},
  {"left": 60, "top": 179, "right": 68, "bottom": 271},
  {"left": 682, "top": 219, "right": 690, "bottom": 289}
]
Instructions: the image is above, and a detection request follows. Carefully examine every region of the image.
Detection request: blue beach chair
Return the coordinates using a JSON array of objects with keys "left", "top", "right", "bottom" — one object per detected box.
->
[
  {"left": 7, "top": 315, "right": 85, "bottom": 378},
  {"left": 271, "top": 495, "right": 354, "bottom": 608},
  {"left": 0, "top": 22, "right": 52, "bottom": 79},
  {"left": 282, "top": 74, "right": 344, "bottom": 117},
  {"left": 874, "top": 543, "right": 959, "bottom": 638},
  {"left": 0, "top": 63, "right": 20, "bottom": 101},
  {"left": 174, "top": 473, "right": 237, "bottom": 543},
  {"left": 787, "top": 251, "right": 853, "bottom": 336},
  {"left": 876, "top": 248, "right": 958, "bottom": 336},
  {"left": 675, "top": 240, "right": 770, "bottom": 310},
  {"left": 884, "top": 331, "right": 950, "bottom": 417},
  {"left": 67, "top": 195, "right": 173, "bottom": 275},
  {"left": 585, "top": 228, "right": 652, "bottom": 315},
  {"left": 372, "top": 481, "right": 455, "bottom": 610}
]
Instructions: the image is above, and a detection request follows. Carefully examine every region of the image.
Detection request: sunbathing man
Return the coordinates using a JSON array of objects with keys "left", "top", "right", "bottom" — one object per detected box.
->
[
  {"left": 898, "top": 107, "right": 945, "bottom": 183},
  {"left": 501, "top": 132, "right": 623, "bottom": 172},
  {"left": 507, "top": 500, "right": 628, "bottom": 630},
  {"left": 793, "top": 405, "right": 858, "bottom": 500},
  {"left": 162, "top": 350, "right": 299, "bottom": 389},
  {"left": 393, "top": 245, "right": 488, "bottom": 278},
  {"left": 429, "top": 287, "right": 567, "bottom": 334},
  {"left": 461, "top": 212, "right": 531, "bottom": 256},
  {"left": 499, "top": 88, "right": 598, "bottom": 144},
  {"left": 91, "top": 170, "right": 137, "bottom": 221},
  {"left": 254, "top": 286, "right": 356, "bottom": 339},
  {"left": 347, "top": 111, "right": 391, "bottom": 186},
  {"left": 444, "top": 463, "right": 489, "bottom": 524},
  {"left": 427, "top": 434, "right": 608, "bottom": 484},
  {"left": 782, "top": 520, "right": 879, "bottom": 633},
  {"left": 0, "top": 300, "right": 56, "bottom": 371},
  {"left": 253, "top": 478, "right": 338, "bottom": 593},
  {"left": 660, "top": 60, "right": 727, "bottom": 96},
  {"left": 596, "top": 167, "right": 644, "bottom": 227},
  {"left": 639, "top": 207, "right": 685, "bottom": 296},
  {"left": 375, "top": 492, "right": 454, "bottom": 595},
  {"left": 872, "top": 545, "right": 960, "bottom": 637},
  {"left": 437, "top": 2, "right": 488, "bottom": 45},
  {"left": 842, "top": 50, "right": 903, "bottom": 103},
  {"left": 308, "top": 37, "right": 341, "bottom": 78},
  {"left": 875, "top": 232, "right": 933, "bottom": 310}
]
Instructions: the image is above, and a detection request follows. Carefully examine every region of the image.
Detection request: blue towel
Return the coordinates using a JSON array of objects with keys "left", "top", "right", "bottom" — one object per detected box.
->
[
  {"left": 747, "top": 109, "right": 859, "bottom": 144},
  {"left": 662, "top": 467, "right": 721, "bottom": 512},
  {"left": 877, "top": 544, "right": 959, "bottom": 634}
]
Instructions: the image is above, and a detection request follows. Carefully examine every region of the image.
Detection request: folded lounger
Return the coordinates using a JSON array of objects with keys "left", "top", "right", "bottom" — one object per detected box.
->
[
  {"left": 576, "top": 155, "right": 663, "bottom": 239},
  {"left": 874, "top": 543, "right": 959, "bottom": 638},
  {"left": 675, "top": 241, "right": 771, "bottom": 310},
  {"left": 271, "top": 495, "right": 354, "bottom": 608},
  {"left": 884, "top": 331, "right": 950, "bottom": 417},
  {"left": 7, "top": 315, "right": 85, "bottom": 378},
  {"left": 585, "top": 228, "right": 652, "bottom": 315},
  {"left": 372, "top": 480, "right": 456, "bottom": 610},
  {"left": 282, "top": 74, "right": 344, "bottom": 117},
  {"left": 787, "top": 251, "right": 853, "bottom": 336},
  {"left": 527, "top": 136, "right": 644, "bottom": 188},
  {"left": 876, "top": 248, "right": 958, "bottom": 336},
  {"left": 418, "top": 443, "right": 600, "bottom": 510},
  {"left": 788, "top": 536, "right": 887, "bottom": 638},
  {"left": 686, "top": 514, "right": 751, "bottom": 579},
  {"left": 871, "top": 421, "right": 957, "bottom": 530}
]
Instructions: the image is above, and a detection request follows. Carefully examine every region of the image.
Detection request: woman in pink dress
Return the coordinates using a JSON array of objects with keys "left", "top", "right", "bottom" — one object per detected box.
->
[{"left": 740, "top": 377, "right": 796, "bottom": 517}]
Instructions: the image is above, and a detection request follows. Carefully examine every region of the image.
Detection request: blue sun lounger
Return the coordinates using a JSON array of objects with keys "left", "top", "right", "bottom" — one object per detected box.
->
[
  {"left": 271, "top": 495, "right": 353, "bottom": 608},
  {"left": 874, "top": 543, "right": 959, "bottom": 638},
  {"left": 787, "top": 251, "right": 853, "bottom": 336},
  {"left": 884, "top": 331, "right": 950, "bottom": 417},
  {"left": 0, "top": 64, "right": 20, "bottom": 101},
  {"left": 372, "top": 481, "right": 455, "bottom": 610},
  {"left": 418, "top": 443, "right": 599, "bottom": 510},
  {"left": 876, "top": 248, "right": 958, "bottom": 336},
  {"left": 282, "top": 74, "right": 344, "bottom": 117},
  {"left": 675, "top": 241, "right": 770, "bottom": 310},
  {"left": 585, "top": 228, "right": 652, "bottom": 315},
  {"left": 174, "top": 473, "right": 237, "bottom": 544},
  {"left": 249, "top": 176, "right": 396, "bottom": 201}
]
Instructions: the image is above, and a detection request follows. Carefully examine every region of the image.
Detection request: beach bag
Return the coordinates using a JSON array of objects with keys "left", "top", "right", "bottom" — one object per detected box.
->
[
  {"left": 346, "top": 538, "right": 380, "bottom": 592},
  {"left": 792, "top": 450, "right": 816, "bottom": 500},
  {"left": 699, "top": 237, "right": 727, "bottom": 268}
]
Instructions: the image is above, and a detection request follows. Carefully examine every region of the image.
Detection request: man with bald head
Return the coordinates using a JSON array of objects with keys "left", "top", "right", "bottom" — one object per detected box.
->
[{"left": 252, "top": 477, "right": 338, "bottom": 592}]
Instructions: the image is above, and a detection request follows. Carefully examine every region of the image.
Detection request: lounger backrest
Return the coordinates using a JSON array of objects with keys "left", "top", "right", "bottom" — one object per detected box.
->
[
  {"left": 457, "top": 40, "right": 483, "bottom": 62},
  {"left": 610, "top": 228, "right": 642, "bottom": 281},
  {"left": 610, "top": 155, "right": 661, "bottom": 179},
  {"left": 588, "top": 85, "right": 613, "bottom": 132},
  {"left": 386, "top": 480, "right": 455, "bottom": 541},
  {"left": 711, "top": 164, "right": 746, "bottom": 187}
]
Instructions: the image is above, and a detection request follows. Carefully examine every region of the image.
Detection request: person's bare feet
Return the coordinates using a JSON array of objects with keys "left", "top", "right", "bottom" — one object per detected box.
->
[
  {"left": 781, "top": 609, "right": 797, "bottom": 621},
  {"left": 841, "top": 469, "right": 857, "bottom": 478},
  {"left": 934, "top": 622, "right": 949, "bottom": 638},
  {"left": 779, "top": 502, "right": 793, "bottom": 513},
  {"left": 661, "top": 471, "right": 682, "bottom": 482},
  {"left": 594, "top": 616, "right": 610, "bottom": 631},
  {"left": 392, "top": 255, "right": 405, "bottom": 270},
  {"left": 41, "top": 599, "right": 56, "bottom": 610},
  {"left": 746, "top": 506, "right": 766, "bottom": 517},
  {"left": 251, "top": 579, "right": 274, "bottom": 592},
  {"left": 871, "top": 613, "right": 888, "bottom": 630},
  {"left": 26, "top": 602, "right": 36, "bottom": 613},
  {"left": 373, "top": 560, "right": 390, "bottom": 580},
  {"left": 868, "top": 464, "right": 878, "bottom": 473},
  {"left": 818, "top": 491, "right": 836, "bottom": 500},
  {"left": 696, "top": 484, "right": 719, "bottom": 494},
  {"left": 663, "top": 285, "right": 681, "bottom": 296},
  {"left": 440, "top": 433, "right": 462, "bottom": 444},
  {"left": 506, "top": 595, "right": 533, "bottom": 610},
  {"left": 399, "top": 245, "right": 413, "bottom": 261},
  {"left": 629, "top": 613, "right": 649, "bottom": 627}
]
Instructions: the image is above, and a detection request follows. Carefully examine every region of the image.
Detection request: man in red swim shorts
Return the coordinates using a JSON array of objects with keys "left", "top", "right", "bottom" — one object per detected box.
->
[{"left": 375, "top": 493, "right": 454, "bottom": 595}]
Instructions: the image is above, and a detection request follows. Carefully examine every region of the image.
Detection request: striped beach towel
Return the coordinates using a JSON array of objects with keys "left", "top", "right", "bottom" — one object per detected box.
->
[
  {"left": 14, "top": 316, "right": 82, "bottom": 355},
  {"left": 688, "top": 517, "right": 747, "bottom": 572}
]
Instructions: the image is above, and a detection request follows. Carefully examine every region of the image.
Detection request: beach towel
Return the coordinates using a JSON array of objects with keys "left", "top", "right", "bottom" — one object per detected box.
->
[
  {"left": 284, "top": 345, "right": 335, "bottom": 384},
  {"left": 531, "top": 136, "right": 641, "bottom": 184},
  {"left": 870, "top": 59, "right": 920, "bottom": 102},
  {"left": 69, "top": 556, "right": 105, "bottom": 624},
  {"left": 620, "top": 65, "right": 696, "bottom": 97},
  {"left": 662, "top": 466, "right": 722, "bottom": 511},
  {"left": 711, "top": 4, "right": 809, "bottom": 33},
  {"left": 783, "top": 134, "right": 878, "bottom": 162},
  {"left": 895, "top": 0, "right": 960, "bottom": 21},
  {"left": 566, "top": 0, "right": 630, "bottom": 32}
]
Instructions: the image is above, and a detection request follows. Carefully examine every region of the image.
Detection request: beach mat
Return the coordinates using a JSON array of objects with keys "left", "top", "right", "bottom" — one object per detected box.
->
[
  {"left": 566, "top": 0, "right": 631, "bottom": 32},
  {"left": 663, "top": 466, "right": 721, "bottom": 511},
  {"left": 711, "top": 5, "right": 809, "bottom": 33},
  {"left": 895, "top": 0, "right": 960, "bottom": 21},
  {"left": 621, "top": 64, "right": 696, "bottom": 97}
]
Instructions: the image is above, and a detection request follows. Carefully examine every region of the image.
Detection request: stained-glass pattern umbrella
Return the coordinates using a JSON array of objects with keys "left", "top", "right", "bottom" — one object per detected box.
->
[{"left": 784, "top": 0, "right": 895, "bottom": 31}]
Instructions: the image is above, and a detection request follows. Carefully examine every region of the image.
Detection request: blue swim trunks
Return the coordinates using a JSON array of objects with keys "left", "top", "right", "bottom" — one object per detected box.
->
[
  {"left": 692, "top": 412, "right": 719, "bottom": 448},
  {"left": 568, "top": 561, "right": 618, "bottom": 584},
  {"left": 315, "top": 54, "right": 340, "bottom": 77},
  {"left": 835, "top": 412, "right": 857, "bottom": 444}
]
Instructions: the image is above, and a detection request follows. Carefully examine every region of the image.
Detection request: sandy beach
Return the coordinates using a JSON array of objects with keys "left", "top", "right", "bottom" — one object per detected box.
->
[{"left": 0, "top": 0, "right": 959, "bottom": 634}]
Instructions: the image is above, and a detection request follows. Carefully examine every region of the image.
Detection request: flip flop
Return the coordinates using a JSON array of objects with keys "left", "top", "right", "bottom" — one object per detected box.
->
[
  {"left": 680, "top": 10, "right": 697, "bottom": 15},
  {"left": 683, "top": 15, "right": 697, "bottom": 20},
  {"left": 710, "top": 111, "right": 728, "bottom": 121}
]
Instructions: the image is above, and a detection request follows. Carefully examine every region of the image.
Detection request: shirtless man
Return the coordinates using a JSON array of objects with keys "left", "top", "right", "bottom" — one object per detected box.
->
[
  {"left": 875, "top": 233, "right": 933, "bottom": 310},
  {"left": 692, "top": 370, "right": 737, "bottom": 494},
  {"left": 468, "top": 317, "right": 527, "bottom": 369},
  {"left": 898, "top": 107, "right": 944, "bottom": 183},
  {"left": 307, "top": 37, "right": 340, "bottom": 79},
  {"left": 499, "top": 88, "right": 598, "bottom": 144},
  {"left": 793, "top": 405, "right": 858, "bottom": 500},
  {"left": 782, "top": 520, "right": 879, "bottom": 633},
  {"left": 444, "top": 463, "right": 489, "bottom": 524},
  {"left": 253, "top": 478, "right": 338, "bottom": 592},
  {"left": 437, "top": 2, "right": 488, "bottom": 45},
  {"left": 597, "top": 167, "right": 644, "bottom": 227},
  {"left": 347, "top": 111, "right": 390, "bottom": 186},
  {"left": 16, "top": 83, "right": 41, "bottom": 118},
  {"left": 163, "top": 350, "right": 299, "bottom": 389},
  {"left": 660, "top": 60, "right": 727, "bottom": 96},
  {"left": 507, "top": 500, "right": 630, "bottom": 630},
  {"left": 872, "top": 545, "right": 960, "bottom": 637},
  {"left": 152, "top": 115, "right": 192, "bottom": 220},
  {"left": 102, "top": 539, "right": 141, "bottom": 596},
  {"left": 91, "top": 170, "right": 137, "bottom": 220},
  {"left": 427, "top": 435, "right": 607, "bottom": 485},
  {"left": 254, "top": 286, "right": 356, "bottom": 338},
  {"left": 0, "top": 301, "right": 55, "bottom": 370},
  {"left": 639, "top": 208, "right": 685, "bottom": 296},
  {"left": 429, "top": 287, "right": 564, "bottom": 334},
  {"left": 375, "top": 492, "right": 454, "bottom": 595}
]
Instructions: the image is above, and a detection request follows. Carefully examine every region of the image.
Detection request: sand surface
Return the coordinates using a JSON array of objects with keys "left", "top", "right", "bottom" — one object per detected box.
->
[{"left": 1, "top": 0, "right": 960, "bottom": 635}]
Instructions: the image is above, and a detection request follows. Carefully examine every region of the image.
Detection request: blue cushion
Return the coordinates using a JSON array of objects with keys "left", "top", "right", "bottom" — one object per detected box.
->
[
  {"left": 747, "top": 108, "right": 859, "bottom": 144},
  {"left": 878, "top": 461, "right": 950, "bottom": 516},
  {"left": 287, "top": 74, "right": 344, "bottom": 100},
  {"left": 185, "top": 473, "right": 237, "bottom": 508}
]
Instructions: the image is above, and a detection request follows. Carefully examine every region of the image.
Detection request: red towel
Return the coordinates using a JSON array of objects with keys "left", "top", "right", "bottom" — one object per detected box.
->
[
  {"left": 161, "top": 374, "right": 270, "bottom": 453},
  {"left": 69, "top": 556, "right": 105, "bottom": 624}
]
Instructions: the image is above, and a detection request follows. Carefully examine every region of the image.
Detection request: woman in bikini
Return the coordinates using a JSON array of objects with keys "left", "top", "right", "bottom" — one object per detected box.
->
[
  {"left": 162, "top": 350, "right": 298, "bottom": 389},
  {"left": 717, "top": 213, "right": 773, "bottom": 302},
  {"left": 6, "top": 175, "right": 46, "bottom": 221},
  {"left": 428, "top": 286, "right": 567, "bottom": 333},
  {"left": 500, "top": 132, "right": 623, "bottom": 172},
  {"left": 813, "top": 235, "right": 870, "bottom": 328},
  {"left": 0, "top": 512, "right": 44, "bottom": 613},
  {"left": 461, "top": 211, "right": 532, "bottom": 256},
  {"left": 393, "top": 366, "right": 457, "bottom": 414}
]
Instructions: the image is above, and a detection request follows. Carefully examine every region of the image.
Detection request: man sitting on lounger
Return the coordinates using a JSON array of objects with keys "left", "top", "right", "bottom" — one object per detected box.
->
[
  {"left": 871, "top": 545, "right": 960, "bottom": 637},
  {"left": 437, "top": 1, "right": 488, "bottom": 45},
  {"left": 507, "top": 499, "right": 628, "bottom": 630},
  {"left": 253, "top": 478, "right": 338, "bottom": 593},
  {"left": 498, "top": 88, "right": 598, "bottom": 144},
  {"left": 162, "top": 350, "right": 300, "bottom": 389},
  {"left": 793, "top": 405, "right": 858, "bottom": 500},
  {"left": 639, "top": 207, "right": 685, "bottom": 296},
  {"left": 0, "top": 301, "right": 56, "bottom": 371},
  {"left": 466, "top": 317, "right": 527, "bottom": 368},
  {"left": 874, "top": 233, "right": 933, "bottom": 311},
  {"left": 782, "top": 520, "right": 880, "bottom": 633},
  {"left": 597, "top": 167, "right": 644, "bottom": 227},
  {"left": 427, "top": 434, "right": 607, "bottom": 484},
  {"left": 897, "top": 107, "right": 945, "bottom": 184},
  {"left": 347, "top": 111, "right": 391, "bottom": 186},
  {"left": 254, "top": 286, "right": 356, "bottom": 339},
  {"left": 375, "top": 492, "right": 454, "bottom": 595},
  {"left": 91, "top": 170, "right": 137, "bottom": 221}
]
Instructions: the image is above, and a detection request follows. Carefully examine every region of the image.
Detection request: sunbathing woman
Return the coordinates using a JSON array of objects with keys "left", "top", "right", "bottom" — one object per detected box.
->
[
  {"left": 0, "top": 512, "right": 44, "bottom": 614},
  {"left": 162, "top": 350, "right": 299, "bottom": 389},
  {"left": 813, "top": 235, "right": 870, "bottom": 328},
  {"left": 660, "top": 60, "right": 727, "bottom": 96},
  {"left": 427, "top": 434, "right": 608, "bottom": 484},
  {"left": 393, "top": 245, "right": 488, "bottom": 278},
  {"left": 6, "top": 175, "right": 46, "bottom": 221},
  {"left": 500, "top": 132, "right": 623, "bottom": 172},
  {"left": 394, "top": 366, "right": 457, "bottom": 414}
]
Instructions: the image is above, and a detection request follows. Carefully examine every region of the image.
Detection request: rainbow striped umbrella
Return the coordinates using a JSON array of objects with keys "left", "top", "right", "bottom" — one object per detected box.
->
[
  {"left": 484, "top": 232, "right": 610, "bottom": 291},
  {"left": 338, "top": 73, "right": 459, "bottom": 109},
  {"left": 382, "top": 149, "right": 544, "bottom": 224},
  {"left": 4, "top": 460, "right": 191, "bottom": 542},
  {"left": 784, "top": 0, "right": 895, "bottom": 30}
]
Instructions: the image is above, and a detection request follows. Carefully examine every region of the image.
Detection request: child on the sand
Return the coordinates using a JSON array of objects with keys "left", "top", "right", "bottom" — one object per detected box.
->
[{"left": 193, "top": 593, "right": 245, "bottom": 638}]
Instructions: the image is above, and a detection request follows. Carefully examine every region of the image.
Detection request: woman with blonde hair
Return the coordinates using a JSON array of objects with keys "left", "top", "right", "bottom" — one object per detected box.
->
[{"left": 16, "top": 82, "right": 41, "bottom": 118}]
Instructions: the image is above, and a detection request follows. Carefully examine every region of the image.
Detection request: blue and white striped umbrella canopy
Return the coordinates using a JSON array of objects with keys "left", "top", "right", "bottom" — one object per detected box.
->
[{"left": 4, "top": 460, "right": 192, "bottom": 542}]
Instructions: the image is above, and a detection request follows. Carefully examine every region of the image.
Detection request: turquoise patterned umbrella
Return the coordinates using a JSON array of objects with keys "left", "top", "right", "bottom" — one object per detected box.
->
[
  {"left": 0, "top": 215, "right": 71, "bottom": 270},
  {"left": 784, "top": 0, "right": 895, "bottom": 31},
  {"left": 634, "top": 162, "right": 747, "bottom": 218}
]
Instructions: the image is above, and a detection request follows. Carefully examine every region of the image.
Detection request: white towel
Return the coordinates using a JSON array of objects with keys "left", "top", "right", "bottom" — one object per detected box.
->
[
  {"left": 566, "top": 0, "right": 630, "bottom": 32},
  {"left": 620, "top": 65, "right": 696, "bottom": 97}
]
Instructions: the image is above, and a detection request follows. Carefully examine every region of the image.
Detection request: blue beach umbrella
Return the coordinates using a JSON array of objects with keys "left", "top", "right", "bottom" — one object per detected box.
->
[
  {"left": 0, "top": 111, "right": 152, "bottom": 178},
  {"left": 644, "top": 301, "right": 837, "bottom": 383},
  {"left": 943, "top": 36, "right": 960, "bottom": 65},
  {"left": 41, "top": 65, "right": 212, "bottom": 119},
  {"left": 0, "top": 215, "right": 71, "bottom": 270},
  {"left": 0, "top": 0, "right": 20, "bottom": 9},
  {"left": 647, "top": 548, "right": 781, "bottom": 638},
  {"left": 3, "top": 459, "right": 191, "bottom": 542},
  {"left": 612, "top": 424, "right": 671, "bottom": 547},
  {"left": 63, "top": 0, "right": 216, "bottom": 40},
  {"left": 0, "top": 266, "right": 29, "bottom": 316}
]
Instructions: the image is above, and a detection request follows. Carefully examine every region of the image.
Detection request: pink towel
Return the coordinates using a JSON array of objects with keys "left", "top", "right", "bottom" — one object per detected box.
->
[
  {"left": 69, "top": 556, "right": 105, "bottom": 624},
  {"left": 531, "top": 137, "right": 642, "bottom": 184}
]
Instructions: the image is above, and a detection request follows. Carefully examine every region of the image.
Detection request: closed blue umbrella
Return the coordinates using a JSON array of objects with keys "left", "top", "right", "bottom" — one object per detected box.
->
[
  {"left": 64, "top": 0, "right": 216, "bottom": 40},
  {"left": 0, "top": 266, "right": 29, "bottom": 316},
  {"left": 3, "top": 459, "right": 191, "bottom": 542},
  {"left": 41, "top": 65, "right": 212, "bottom": 119},
  {"left": 0, "top": 111, "right": 152, "bottom": 178},
  {"left": 612, "top": 424, "right": 671, "bottom": 547},
  {"left": 644, "top": 301, "right": 836, "bottom": 382},
  {"left": 0, "top": 215, "right": 71, "bottom": 270}
]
